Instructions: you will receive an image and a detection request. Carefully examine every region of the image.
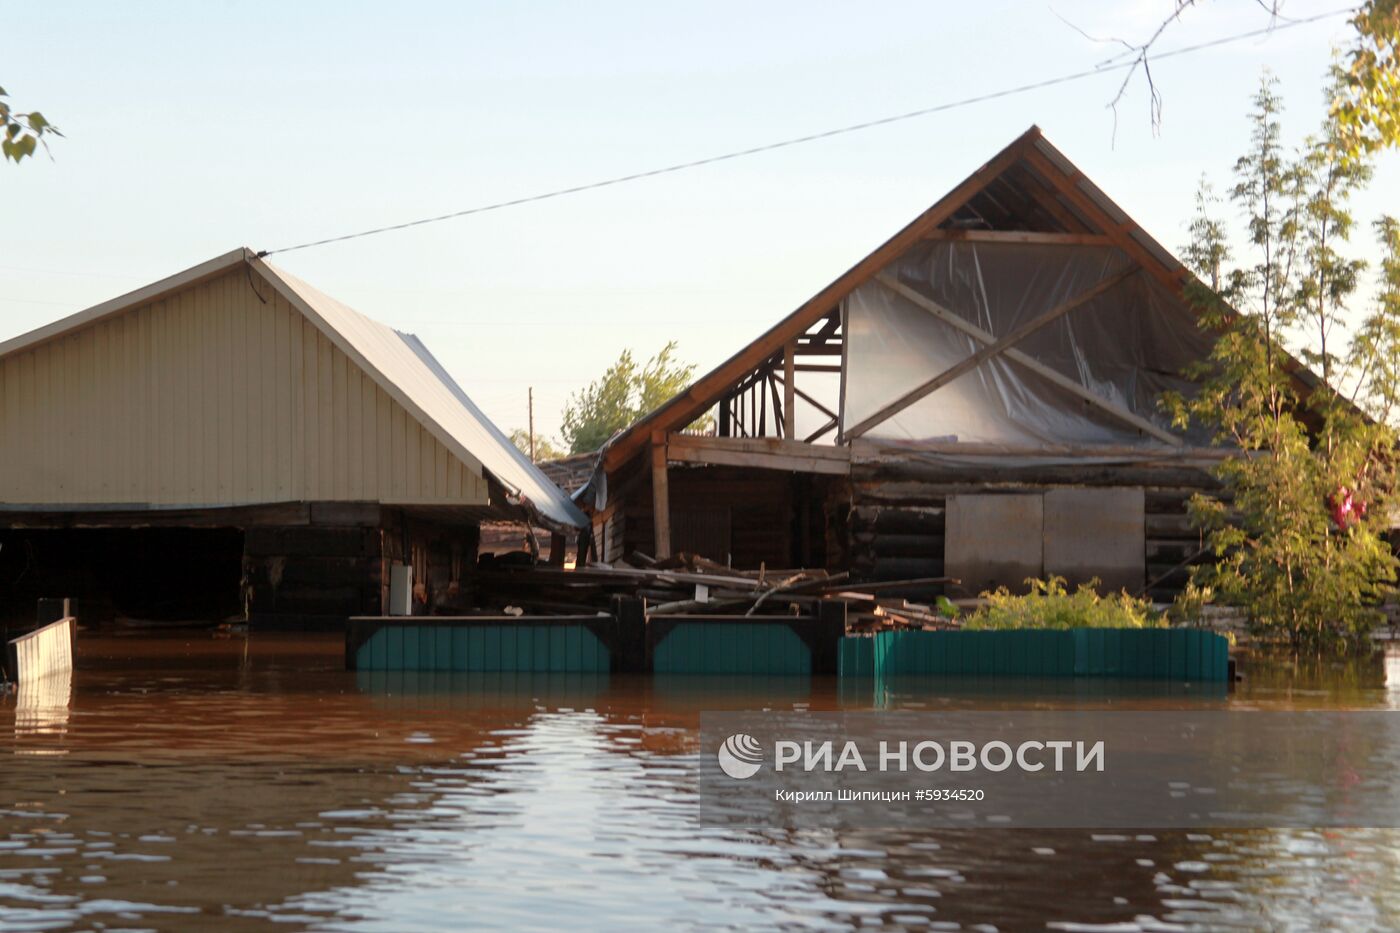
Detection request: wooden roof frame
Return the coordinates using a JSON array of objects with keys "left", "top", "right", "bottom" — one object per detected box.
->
[{"left": 602, "top": 124, "right": 1319, "bottom": 471}]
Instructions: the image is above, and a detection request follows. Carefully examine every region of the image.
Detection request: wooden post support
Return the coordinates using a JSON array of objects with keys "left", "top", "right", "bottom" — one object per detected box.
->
[
  {"left": 783, "top": 341, "right": 796, "bottom": 439},
  {"left": 575, "top": 526, "right": 593, "bottom": 567},
  {"left": 651, "top": 431, "right": 672, "bottom": 560},
  {"left": 548, "top": 532, "right": 567, "bottom": 567},
  {"left": 612, "top": 596, "right": 648, "bottom": 673},
  {"left": 812, "top": 599, "right": 848, "bottom": 674}
]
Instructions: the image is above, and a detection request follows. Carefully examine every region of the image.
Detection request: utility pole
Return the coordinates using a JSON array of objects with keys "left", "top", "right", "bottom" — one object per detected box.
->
[{"left": 528, "top": 386, "right": 535, "bottom": 462}]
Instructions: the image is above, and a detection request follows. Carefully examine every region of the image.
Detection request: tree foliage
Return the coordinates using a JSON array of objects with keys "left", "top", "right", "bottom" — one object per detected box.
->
[
  {"left": 964, "top": 577, "right": 1163, "bottom": 631},
  {"left": 508, "top": 428, "right": 564, "bottom": 463},
  {"left": 1333, "top": 0, "right": 1400, "bottom": 161},
  {"left": 1, "top": 86, "right": 59, "bottom": 163},
  {"left": 560, "top": 342, "right": 710, "bottom": 454},
  {"left": 1167, "top": 73, "right": 1399, "bottom": 651}
]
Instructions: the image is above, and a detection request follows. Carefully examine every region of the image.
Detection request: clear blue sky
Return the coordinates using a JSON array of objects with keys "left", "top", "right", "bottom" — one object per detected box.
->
[{"left": 3, "top": 1, "right": 1393, "bottom": 443}]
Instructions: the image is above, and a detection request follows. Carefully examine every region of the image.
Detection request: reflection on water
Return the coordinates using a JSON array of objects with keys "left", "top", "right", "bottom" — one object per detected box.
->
[
  {"left": 1, "top": 633, "right": 1398, "bottom": 931},
  {"left": 13, "top": 669, "right": 71, "bottom": 752}
]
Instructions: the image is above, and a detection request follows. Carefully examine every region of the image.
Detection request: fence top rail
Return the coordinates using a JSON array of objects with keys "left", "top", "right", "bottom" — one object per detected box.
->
[
  {"left": 5, "top": 615, "right": 76, "bottom": 647},
  {"left": 349, "top": 615, "right": 610, "bottom": 627}
]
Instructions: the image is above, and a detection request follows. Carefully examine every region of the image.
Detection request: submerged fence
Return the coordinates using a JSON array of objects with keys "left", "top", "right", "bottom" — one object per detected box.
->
[
  {"left": 348, "top": 602, "right": 1229, "bottom": 683},
  {"left": 839, "top": 628, "right": 1230, "bottom": 682}
]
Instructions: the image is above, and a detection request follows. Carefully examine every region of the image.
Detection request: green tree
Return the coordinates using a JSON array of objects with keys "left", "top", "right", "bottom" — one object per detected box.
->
[
  {"left": 509, "top": 428, "right": 564, "bottom": 462},
  {"left": 560, "top": 341, "right": 710, "bottom": 454},
  {"left": 1, "top": 86, "right": 59, "bottom": 163},
  {"left": 1168, "top": 74, "right": 1399, "bottom": 651},
  {"left": 1334, "top": 0, "right": 1400, "bottom": 161}
]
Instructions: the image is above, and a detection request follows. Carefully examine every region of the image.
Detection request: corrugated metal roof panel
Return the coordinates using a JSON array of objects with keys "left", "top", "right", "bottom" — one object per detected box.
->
[
  {"left": 256, "top": 259, "right": 588, "bottom": 531},
  {"left": 0, "top": 248, "right": 585, "bottom": 530}
]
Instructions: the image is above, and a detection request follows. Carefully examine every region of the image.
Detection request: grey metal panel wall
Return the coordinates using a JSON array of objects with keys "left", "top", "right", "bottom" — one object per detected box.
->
[{"left": 0, "top": 270, "right": 489, "bottom": 508}]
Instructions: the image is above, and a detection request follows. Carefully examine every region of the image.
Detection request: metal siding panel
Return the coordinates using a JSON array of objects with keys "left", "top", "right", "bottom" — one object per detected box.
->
[
  {"left": 301, "top": 317, "right": 318, "bottom": 498},
  {"left": 347, "top": 362, "right": 362, "bottom": 497},
  {"left": 361, "top": 369, "right": 377, "bottom": 496},
  {"left": 377, "top": 386, "right": 392, "bottom": 501},
  {"left": 391, "top": 403, "right": 406, "bottom": 499},
  {"left": 232, "top": 283, "right": 251, "bottom": 503},
  {"left": 0, "top": 267, "right": 494, "bottom": 509},
  {"left": 1044, "top": 488, "right": 1146, "bottom": 593},
  {"left": 318, "top": 331, "right": 333, "bottom": 498},
  {"left": 333, "top": 348, "right": 349, "bottom": 499},
  {"left": 204, "top": 283, "right": 218, "bottom": 501},
  {"left": 276, "top": 295, "right": 293, "bottom": 498},
  {"left": 218, "top": 287, "right": 233, "bottom": 500},
  {"left": 406, "top": 420, "right": 421, "bottom": 499},
  {"left": 946, "top": 494, "right": 1045, "bottom": 598}
]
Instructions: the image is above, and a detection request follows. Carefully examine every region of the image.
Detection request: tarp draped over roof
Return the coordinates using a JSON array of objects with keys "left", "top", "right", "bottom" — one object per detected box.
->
[
  {"left": 844, "top": 240, "right": 1216, "bottom": 447},
  {"left": 595, "top": 125, "right": 1326, "bottom": 474}
]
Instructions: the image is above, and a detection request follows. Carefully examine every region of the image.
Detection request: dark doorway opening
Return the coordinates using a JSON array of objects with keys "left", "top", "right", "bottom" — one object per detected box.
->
[{"left": 0, "top": 527, "right": 244, "bottom": 626}]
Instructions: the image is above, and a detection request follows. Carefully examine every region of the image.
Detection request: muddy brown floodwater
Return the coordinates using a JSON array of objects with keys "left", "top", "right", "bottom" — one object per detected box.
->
[{"left": 2, "top": 632, "right": 1399, "bottom": 932}]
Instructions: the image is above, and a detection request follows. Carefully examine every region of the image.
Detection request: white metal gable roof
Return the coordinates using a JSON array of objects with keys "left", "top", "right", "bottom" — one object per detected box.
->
[
  {"left": 255, "top": 256, "right": 587, "bottom": 531},
  {"left": 0, "top": 247, "right": 586, "bottom": 531}
]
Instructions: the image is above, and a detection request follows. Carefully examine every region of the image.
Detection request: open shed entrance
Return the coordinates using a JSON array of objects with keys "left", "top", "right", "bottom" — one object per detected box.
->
[{"left": 0, "top": 527, "right": 245, "bottom": 626}]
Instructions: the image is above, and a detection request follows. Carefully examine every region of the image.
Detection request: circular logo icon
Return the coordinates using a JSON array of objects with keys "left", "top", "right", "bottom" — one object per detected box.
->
[{"left": 717, "top": 733, "right": 764, "bottom": 779}]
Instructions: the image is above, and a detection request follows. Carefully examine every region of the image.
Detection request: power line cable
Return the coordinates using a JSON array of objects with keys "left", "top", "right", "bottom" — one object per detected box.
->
[{"left": 258, "top": 7, "right": 1354, "bottom": 258}]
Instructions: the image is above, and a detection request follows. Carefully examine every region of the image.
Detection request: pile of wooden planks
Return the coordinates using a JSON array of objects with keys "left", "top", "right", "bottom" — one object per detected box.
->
[{"left": 473, "top": 550, "right": 959, "bottom": 629}]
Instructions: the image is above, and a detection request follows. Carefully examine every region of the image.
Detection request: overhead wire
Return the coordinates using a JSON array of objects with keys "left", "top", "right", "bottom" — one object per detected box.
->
[{"left": 257, "top": 7, "right": 1354, "bottom": 258}]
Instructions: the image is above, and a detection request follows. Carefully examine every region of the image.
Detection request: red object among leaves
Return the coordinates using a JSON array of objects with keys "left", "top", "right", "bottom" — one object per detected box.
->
[{"left": 1329, "top": 486, "right": 1369, "bottom": 529}]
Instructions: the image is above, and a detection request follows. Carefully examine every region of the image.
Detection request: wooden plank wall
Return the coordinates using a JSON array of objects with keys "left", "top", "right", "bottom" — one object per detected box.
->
[
  {"left": 0, "top": 270, "right": 488, "bottom": 508},
  {"left": 614, "top": 465, "right": 840, "bottom": 569},
  {"left": 621, "top": 466, "right": 795, "bottom": 566}
]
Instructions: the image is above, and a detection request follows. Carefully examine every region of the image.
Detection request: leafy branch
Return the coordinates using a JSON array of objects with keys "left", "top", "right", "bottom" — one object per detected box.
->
[{"left": 1, "top": 86, "right": 61, "bottom": 163}]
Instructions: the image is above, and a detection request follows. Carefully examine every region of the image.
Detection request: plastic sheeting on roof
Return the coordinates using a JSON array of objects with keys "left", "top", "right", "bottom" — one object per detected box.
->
[
  {"left": 262, "top": 262, "right": 587, "bottom": 531},
  {"left": 843, "top": 240, "right": 1215, "bottom": 448}
]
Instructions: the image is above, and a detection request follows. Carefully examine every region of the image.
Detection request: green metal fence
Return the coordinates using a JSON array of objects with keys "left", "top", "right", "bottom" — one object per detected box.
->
[
  {"left": 651, "top": 621, "right": 812, "bottom": 675},
  {"left": 840, "top": 628, "right": 1230, "bottom": 682},
  {"left": 349, "top": 618, "right": 611, "bottom": 673}
]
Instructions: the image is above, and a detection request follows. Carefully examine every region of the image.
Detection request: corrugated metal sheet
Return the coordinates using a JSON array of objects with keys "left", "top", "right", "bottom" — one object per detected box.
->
[
  {"left": 0, "top": 248, "right": 585, "bottom": 529},
  {"left": 257, "top": 259, "right": 585, "bottom": 530}
]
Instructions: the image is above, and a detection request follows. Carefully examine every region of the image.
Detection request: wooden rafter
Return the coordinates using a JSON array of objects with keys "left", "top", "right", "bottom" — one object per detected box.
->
[
  {"left": 804, "top": 416, "right": 839, "bottom": 443},
  {"left": 1019, "top": 147, "right": 1184, "bottom": 295},
  {"left": 925, "top": 230, "right": 1113, "bottom": 247},
  {"left": 1006, "top": 161, "right": 1092, "bottom": 233},
  {"left": 783, "top": 342, "right": 796, "bottom": 439},
  {"left": 772, "top": 372, "right": 839, "bottom": 421},
  {"left": 843, "top": 265, "right": 1140, "bottom": 440},
  {"left": 600, "top": 126, "right": 1043, "bottom": 471},
  {"left": 872, "top": 273, "right": 1182, "bottom": 446}
]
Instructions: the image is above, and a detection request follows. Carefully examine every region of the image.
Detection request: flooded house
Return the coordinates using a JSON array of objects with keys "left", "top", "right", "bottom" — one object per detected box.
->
[
  {"left": 577, "top": 126, "right": 1327, "bottom": 603},
  {"left": 0, "top": 248, "right": 586, "bottom": 627}
]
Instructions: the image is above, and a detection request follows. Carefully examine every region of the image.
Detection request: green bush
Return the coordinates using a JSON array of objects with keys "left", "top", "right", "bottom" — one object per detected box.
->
[{"left": 962, "top": 577, "right": 1165, "bottom": 631}]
